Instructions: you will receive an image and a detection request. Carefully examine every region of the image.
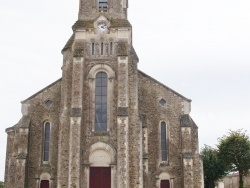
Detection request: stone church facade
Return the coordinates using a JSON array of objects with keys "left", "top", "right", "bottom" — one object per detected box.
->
[{"left": 4, "top": 0, "right": 204, "bottom": 188}]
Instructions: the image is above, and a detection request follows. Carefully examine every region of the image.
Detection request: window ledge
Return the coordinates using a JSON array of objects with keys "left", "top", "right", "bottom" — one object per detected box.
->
[
  {"left": 94, "top": 131, "right": 110, "bottom": 136},
  {"left": 159, "top": 161, "right": 169, "bottom": 167}
]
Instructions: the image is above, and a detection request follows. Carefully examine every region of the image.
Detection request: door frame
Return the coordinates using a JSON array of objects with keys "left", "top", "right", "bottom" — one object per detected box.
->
[
  {"left": 89, "top": 167, "right": 111, "bottom": 188},
  {"left": 86, "top": 142, "right": 117, "bottom": 188},
  {"left": 86, "top": 165, "right": 116, "bottom": 188},
  {"left": 156, "top": 172, "right": 173, "bottom": 188},
  {"left": 160, "top": 180, "right": 170, "bottom": 188}
]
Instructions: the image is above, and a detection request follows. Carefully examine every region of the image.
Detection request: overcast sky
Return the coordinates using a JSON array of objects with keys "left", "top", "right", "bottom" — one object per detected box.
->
[{"left": 1, "top": 0, "right": 250, "bottom": 181}]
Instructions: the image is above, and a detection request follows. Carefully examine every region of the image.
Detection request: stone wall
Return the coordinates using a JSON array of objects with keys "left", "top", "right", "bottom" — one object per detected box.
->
[
  {"left": 4, "top": 10, "right": 203, "bottom": 187},
  {"left": 138, "top": 71, "right": 202, "bottom": 188},
  {"left": 138, "top": 71, "right": 186, "bottom": 187},
  {"left": 24, "top": 80, "right": 61, "bottom": 188},
  {"left": 78, "top": 0, "right": 128, "bottom": 20}
]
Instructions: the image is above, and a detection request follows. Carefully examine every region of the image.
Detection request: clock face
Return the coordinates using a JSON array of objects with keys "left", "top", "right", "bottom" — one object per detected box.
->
[{"left": 98, "top": 22, "right": 107, "bottom": 33}]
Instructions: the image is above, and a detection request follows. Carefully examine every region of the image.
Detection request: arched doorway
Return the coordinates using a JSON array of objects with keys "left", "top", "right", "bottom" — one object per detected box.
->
[
  {"left": 157, "top": 172, "right": 172, "bottom": 188},
  {"left": 88, "top": 142, "right": 116, "bottom": 188},
  {"left": 40, "top": 173, "right": 51, "bottom": 188}
]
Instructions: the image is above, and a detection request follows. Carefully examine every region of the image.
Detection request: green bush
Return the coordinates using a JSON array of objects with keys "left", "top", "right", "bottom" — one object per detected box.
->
[{"left": 0, "top": 181, "right": 4, "bottom": 188}]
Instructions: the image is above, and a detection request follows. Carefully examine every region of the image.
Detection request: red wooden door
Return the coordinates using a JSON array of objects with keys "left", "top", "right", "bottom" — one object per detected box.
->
[
  {"left": 161, "top": 180, "right": 170, "bottom": 188},
  {"left": 90, "top": 167, "right": 111, "bottom": 188},
  {"left": 40, "top": 180, "right": 49, "bottom": 188}
]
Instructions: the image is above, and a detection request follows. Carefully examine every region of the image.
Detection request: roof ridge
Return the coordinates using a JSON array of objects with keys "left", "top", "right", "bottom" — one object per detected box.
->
[
  {"left": 138, "top": 70, "right": 191, "bottom": 102},
  {"left": 21, "top": 78, "right": 62, "bottom": 103}
]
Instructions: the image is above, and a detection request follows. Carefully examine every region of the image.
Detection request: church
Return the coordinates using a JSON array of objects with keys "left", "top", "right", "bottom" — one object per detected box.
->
[{"left": 4, "top": 0, "right": 204, "bottom": 187}]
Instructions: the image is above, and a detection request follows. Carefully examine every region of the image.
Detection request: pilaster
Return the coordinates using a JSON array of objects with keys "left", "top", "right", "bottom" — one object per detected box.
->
[
  {"left": 127, "top": 58, "right": 141, "bottom": 188},
  {"left": 141, "top": 114, "right": 148, "bottom": 185},
  {"left": 117, "top": 56, "right": 129, "bottom": 188},
  {"left": 4, "top": 128, "right": 15, "bottom": 188},
  {"left": 181, "top": 114, "right": 194, "bottom": 188},
  {"left": 68, "top": 56, "right": 84, "bottom": 188},
  {"left": 57, "top": 52, "right": 73, "bottom": 188}
]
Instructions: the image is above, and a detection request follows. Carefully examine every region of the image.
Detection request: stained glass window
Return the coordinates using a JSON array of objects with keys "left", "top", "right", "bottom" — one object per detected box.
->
[
  {"left": 44, "top": 122, "right": 50, "bottom": 161},
  {"left": 161, "top": 122, "right": 167, "bottom": 161},
  {"left": 95, "top": 72, "right": 108, "bottom": 131}
]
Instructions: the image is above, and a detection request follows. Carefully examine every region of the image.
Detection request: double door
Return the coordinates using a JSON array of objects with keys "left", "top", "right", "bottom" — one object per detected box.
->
[
  {"left": 40, "top": 180, "right": 49, "bottom": 188},
  {"left": 90, "top": 167, "right": 111, "bottom": 188},
  {"left": 161, "top": 180, "right": 170, "bottom": 188}
]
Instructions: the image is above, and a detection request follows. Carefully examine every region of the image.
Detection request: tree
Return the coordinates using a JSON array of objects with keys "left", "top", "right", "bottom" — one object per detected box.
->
[
  {"left": 201, "top": 145, "right": 227, "bottom": 188},
  {"left": 0, "top": 181, "right": 4, "bottom": 188},
  {"left": 217, "top": 130, "right": 250, "bottom": 188}
]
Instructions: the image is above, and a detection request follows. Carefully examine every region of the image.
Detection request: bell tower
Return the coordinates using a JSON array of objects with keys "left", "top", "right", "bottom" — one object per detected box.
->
[
  {"left": 78, "top": 0, "right": 128, "bottom": 20},
  {"left": 57, "top": 0, "right": 141, "bottom": 186}
]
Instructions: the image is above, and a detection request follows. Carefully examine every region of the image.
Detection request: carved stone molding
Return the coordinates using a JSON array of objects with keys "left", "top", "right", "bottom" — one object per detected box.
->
[
  {"left": 182, "top": 152, "right": 193, "bottom": 159},
  {"left": 117, "top": 41, "right": 128, "bottom": 56},
  {"left": 143, "top": 153, "right": 148, "bottom": 159},
  {"left": 16, "top": 152, "right": 27, "bottom": 159},
  {"left": 140, "top": 114, "right": 147, "bottom": 128},
  {"left": 180, "top": 114, "right": 191, "bottom": 127},
  {"left": 73, "top": 42, "right": 85, "bottom": 57},
  {"left": 117, "top": 107, "right": 128, "bottom": 116},
  {"left": 70, "top": 107, "right": 82, "bottom": 117}
]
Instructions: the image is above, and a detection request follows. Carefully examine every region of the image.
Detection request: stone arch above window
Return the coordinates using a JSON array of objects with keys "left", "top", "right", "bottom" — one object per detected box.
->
[{"left": 88, "top": 64, "right": 115, "bottom": 79}]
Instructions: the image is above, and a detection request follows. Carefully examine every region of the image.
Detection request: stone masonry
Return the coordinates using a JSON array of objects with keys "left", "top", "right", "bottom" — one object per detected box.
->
[{"left": 4, "top": 0, "right": 204, "bottom": 187}]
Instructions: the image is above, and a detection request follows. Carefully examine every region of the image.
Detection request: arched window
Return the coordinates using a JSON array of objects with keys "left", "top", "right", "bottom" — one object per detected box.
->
[
  {"left": 101, "top": 42, "right": 104, "bottom": 55},
  {"left": 161, "top": 122, "right": 167, "bottom": 161},
  {"left": 92, "top": 43, "right": 95, "bottom": 56},
  {"left": 95, "top": 72, "right": 107, "bottom": 131},
  {"left": 98, "top": 0, "right": 108, "bottom": 12},
  {"left": 43, "top": 122, "right": 50, "bottom": 162},
  {"left": 88, "top": 64, "right": 115, "bottom": 133},
  {"left": 110, "top": 42, "right": 113, "bottom": 55}
]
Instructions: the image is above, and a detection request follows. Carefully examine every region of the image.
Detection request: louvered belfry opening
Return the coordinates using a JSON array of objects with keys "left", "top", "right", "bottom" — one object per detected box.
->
[{"left": 99, "top": 0, "right": 108, "bottom": 12}]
